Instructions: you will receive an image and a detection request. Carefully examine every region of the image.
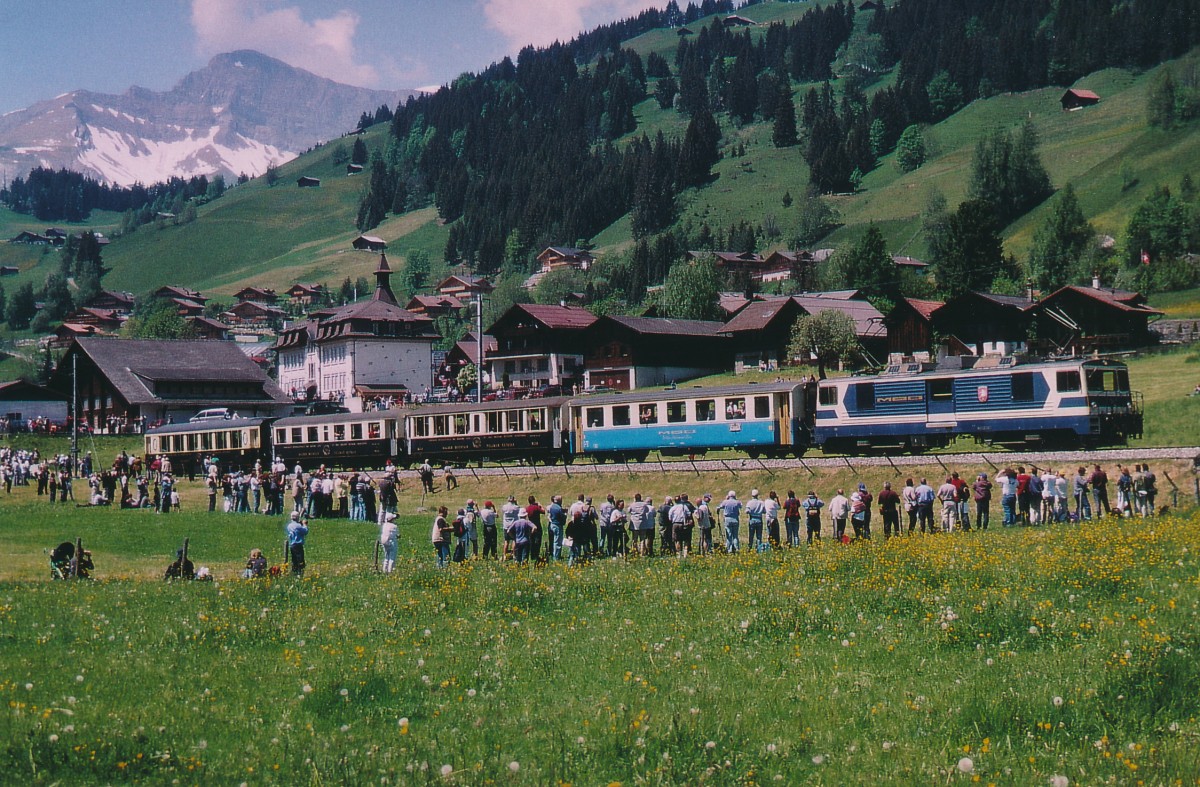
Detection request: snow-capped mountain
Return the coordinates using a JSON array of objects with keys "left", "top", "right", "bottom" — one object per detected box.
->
[{"left": 0, "top": 50, "right": 410, "bottom": 186}]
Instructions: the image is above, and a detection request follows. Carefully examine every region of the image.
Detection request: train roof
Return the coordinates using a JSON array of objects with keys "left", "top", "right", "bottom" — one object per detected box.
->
[
  {"left": 569, "top": 381, "right": 803, "bottom": 407},
  {"left": 274, "top": 410, "right": 404, "bottom": 427},
  {"left": 405, "top": 396, "right": 571, "bottom": 416},
  {"left": 821, "top": 355, "right": 1127, "bottom": 385},
  {"left": 147, "top": 417, "right": 272, "bottom": 435}
]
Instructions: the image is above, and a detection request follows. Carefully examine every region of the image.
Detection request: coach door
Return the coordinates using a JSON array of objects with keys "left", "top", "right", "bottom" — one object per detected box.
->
[{"left": 776, "top": 393, "right": 791, "bottom": 445}]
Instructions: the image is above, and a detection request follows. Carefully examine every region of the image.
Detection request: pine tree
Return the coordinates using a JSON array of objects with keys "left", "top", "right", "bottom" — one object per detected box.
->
[
  {"left": 1029, "top": 184, "right": 1094, "bottom": 290},
  {"left": 772, "top": 81, "right": 798, "bottom": 148},
  {"left": 929, "top": 199, "right": 1007, "bottom": 299}
]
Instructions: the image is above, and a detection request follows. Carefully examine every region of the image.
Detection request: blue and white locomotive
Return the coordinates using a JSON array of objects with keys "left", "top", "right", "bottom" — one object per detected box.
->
[{"left": 812, "top": 356, "right": 1142, "bottom": 452}]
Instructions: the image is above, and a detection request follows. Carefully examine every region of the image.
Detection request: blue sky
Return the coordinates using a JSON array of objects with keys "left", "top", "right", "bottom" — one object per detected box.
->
[{"left": 0, "top": 0, "right": 667, "bottom": 114}]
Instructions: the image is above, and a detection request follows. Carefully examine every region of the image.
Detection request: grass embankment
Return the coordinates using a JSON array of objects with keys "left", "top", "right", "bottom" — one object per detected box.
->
[{"left": 1, "top": 475, "right": 1199, "bottom": 784}]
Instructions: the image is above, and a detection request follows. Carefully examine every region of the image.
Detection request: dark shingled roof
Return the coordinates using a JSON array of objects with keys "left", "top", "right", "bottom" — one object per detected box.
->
[
  {"left": 604, "top": 315, "right": 727, "bottom": 336},
  {"left": 508, "top": 303, "right": 597, "bottom": 330},
  {"left": 66, "top": 338, "right": 290, "bottom": 406}
]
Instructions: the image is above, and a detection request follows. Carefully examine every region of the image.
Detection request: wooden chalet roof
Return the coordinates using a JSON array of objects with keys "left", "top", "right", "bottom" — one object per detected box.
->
[
  {"left": 899, "top": 297, "right": 944, "bottom": 321},
  {"left": 720, "top": 297, "right": 800, "bottom": 334},
  {"left": 450, "top": 333, "right": 498, "bottom": 366},
  {"left": 156, "top": 285, "right": 205, "bottom": 302},
  {"left": 406, "top": 294, "right": 464, "bottom": 311},
  {"left": 722, "top": 295, "right": 885, "bottom": 339},
  {"left": 601, "top": 315, "right": 727, "bottom": 337},
  {"left": 436, "top": 273, "right": 493, "bottom": 293},
  {"left": 508, "top": 303, "right": 596, "bottom": 330},
  {"left": 0, "top": 379, "right": 64, "bottom": 401},
  {"left": 287, "top": 283, "right": 325, "bottom": 296},
  {"left": 1038, "top": 285, "right": 1163, "bottom": 316},
  {"left": 57, "top": 338, "right": 290, "bottom": 406},
  {"left": 1064, "top": 88, "right": 1100, "bottom": 100}
]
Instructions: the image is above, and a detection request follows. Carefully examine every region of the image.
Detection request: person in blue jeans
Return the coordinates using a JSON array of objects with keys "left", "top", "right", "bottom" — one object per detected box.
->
[
  {"left": 718, "top": 491, "right": 742, "bottom": 553},
  {"left": 546, "top": 495, "right": 566, "bottom": 561},
  {"left": 1073, "top": 467, "right": 1092, "bottom": 521},
  {"left": 745, "top": 489, "right": 765, "bottom": 549},
  {"left": 511, "top": 508, "right": 536, "bottom": 564},
  {"left": 997, "top": 468, "right": 1017, "bottom": 526},
  {"left": 431, "top": 506, "right": 451, "bottom": 568}
]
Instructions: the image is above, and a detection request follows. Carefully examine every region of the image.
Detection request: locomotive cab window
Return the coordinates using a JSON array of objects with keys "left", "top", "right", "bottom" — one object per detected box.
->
[
  {"left": 1087, "top": 368, "right": 1127, "bottom": 392},
  {"left": 666, "top": 401, "right": 686, "bottom": 423},
  {"left": 612, "top": 405, "right": 630, "bottom": 426},
  {"left": 1056, "top": 370, "right": 1081, "bottom": 392},
  {"left": 1011, "top": 373, "right": 1035, "bottom": 402},
  {"left": 855, "top": 383, "right": 876, "bottom": 411},
  {"left": 724, "top": 398, "right": 746, "bottom": 420},
  {"left": 753, "top": 396, "right": 770, "bottom": 419},
  {"left": 818, "top": 386, "right": 838, "bottom": 407},
  {"left": 696, "top": 400, "right": 716, "bottom": 421}
]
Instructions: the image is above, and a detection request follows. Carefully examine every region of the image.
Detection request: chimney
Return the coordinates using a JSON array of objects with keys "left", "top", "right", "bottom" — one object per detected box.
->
[
  {"left": 1091, "top": 271, "right": 1101, "bottom": 289},
  {"left": 1025, "top": 278, "right": 1034, "bottom": 304}
]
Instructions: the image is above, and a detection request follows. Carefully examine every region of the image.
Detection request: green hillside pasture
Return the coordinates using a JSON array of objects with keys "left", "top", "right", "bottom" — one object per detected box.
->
[
  {"left": 1149, "top": 286, "right": 1200, "bottom": 318},
  {"left": 1, "top": 488, "right": 1199, "bottom": 784},
  {"left": 823, "top": 57, "right": 1199, "bottom": 260},
  {"left": 0, "top": 208, "right": 121, "bottom": 294},
  {"left": 1128, "top": 347, "right": 1200, "bottom": 448}
]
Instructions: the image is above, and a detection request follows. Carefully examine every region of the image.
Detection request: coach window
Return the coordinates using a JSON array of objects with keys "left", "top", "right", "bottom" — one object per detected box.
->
[
  {"left": 433, "top": 416, "right": 448, "bottom": 436},
  {"left": 640, "top": 404, "right": 659, "bottom": 424},
  {"left": 231, "top": 430, "right": 243, "bottom": 449},
  {"left": 215, "top": 431, "right": 227, "bottom": 450},
  {"left": 612, "top": 405, "right": 630, "bottom": 426},
  {"left": 587, "top": 407, "right": 605, "bottom": 428},
  {"left": 724, "top": 398, "right": 746, "bottom": 420},
  {"left": 1056, "top": 370, "right": 1081, "bottom": 392},
  {"left": 186, "top": 434, "right": 198, "bottom": 451},
  {"left": 667, "top": 401, "right": 686, "bottom": 423},
  {"left": 276, "top": 428, "right": 287, "bottom": 444},
  {"left": 487, "top": 412, "right": 503, "bottom": 432},
  {"left": 855, "top": 383, "right": 876, "bottom": 411},
  {"left": 1012, "top": 373, "right": 1035, "bottom": 402},
  {"left": 351, "top": 423, "right": 364, "bottom": 440},
  {"left": 528, "top": 410, "right": 544, "bottom": 431},
  {"left": 200, "top": 432, "right": 212, "bottom": 451},
  {"left": 696, "top": 399, "right": 716, "bottom": 421},
  {"left": 291, "top": 427, "right": 302, "bottom": 443},
  {"left": 506, "top": 410, "right": 521, "bottom": 432},
  {"left": 333, "top": 424, "right": 346, "bottom": 441},
  {"left": 473, "top": 414, "right": 481, "bottom": 433},
  {"left": 929, "top": 378, "right": 953, "bottom": 401},
  {"left": 307, "top": 426, "right": 319, "bottom": 442},
  {"left": 368, "top": 422, "right": 382, "bottom": 439},
  {"left": 753, "top": 396, "right": 770, "bottom": 419},
  {"left": 169, "top": 435, "right": 181, "bottom": 452},
  {"left": 454, "top": 414, "right": 468, "bottom": 435},
  {"left": 818, "top": 386, "right": 837, "bottom": 406},
  {"left": 322, "top": 426, "right": 330, "bottom": 442}
]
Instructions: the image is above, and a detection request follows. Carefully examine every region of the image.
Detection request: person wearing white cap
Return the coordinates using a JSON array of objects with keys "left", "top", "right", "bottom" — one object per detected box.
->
[
  {"left": 717, "top": 491, "right": 742, "bottom": 553},
  {"left": 511, "top": 507, "right": 537, "bottom": 564},
  {"left": 379, "top": 512, "right": 399, "bottom": 573},
  {"left": 745, "top": 489, "right": 766, "bottom": 550}
]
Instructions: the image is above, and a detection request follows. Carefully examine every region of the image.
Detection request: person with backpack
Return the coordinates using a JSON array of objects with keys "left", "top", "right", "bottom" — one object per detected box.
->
[
  {"left": 525, "top": 496, "right": 545, "bottom": 561},
  {"left": 694, "top": 494, "right": 714, "bottom": 554},
  {"left": 1142, "top": 465, "right": 1157, "bottom": 515},
  {"left": 718, "top": 491, "right": 743, "bottom": 553},
  {"left": 451, "top": 509, "right": 469, "bottom": 562},
  {"left": 480, "top": 500, "right": 499, "bottom": 559},
  {"left": 827, "top": 489, "right": 849, "bottom": 542},
  {"left": 800, "top": 491, "right": 824, "bottom": 543},
  {"left": 972, "top": 473, "right": 993, "bottom": 530},
  {"left": 781, "top": 491, "right": 801, "bottom": 547},
  {"left": 937, "top": 477, "right": 960, "bottom": 532},
  {"left": 598, "top": 494, "right": 615, "bottom": 555},
  {"left": 1116, "top": 466, "right": 1134, "bottom": 517},
  {"left": 463, "top": 500, "right": 479, "bottom": 558},
  {"left": 286, "top": 511, "right": 308, "bottom": 577},
  {"left": 511, "top": 508, "right": 537, "bottom": 564},
  {"left": 878, "top": 481, "right": 901, "bottom": 538},
  {"left": 764, "top": 491, "right": 782, "bottom": 547},
  {"left": 669, "top": 495, "right": 692, "bottom": 558}
]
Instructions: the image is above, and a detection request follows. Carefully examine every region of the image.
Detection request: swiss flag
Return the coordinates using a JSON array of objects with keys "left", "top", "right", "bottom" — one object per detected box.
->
[{"left": 1141, "top": 249, "right": 1151, "bottom": 266}]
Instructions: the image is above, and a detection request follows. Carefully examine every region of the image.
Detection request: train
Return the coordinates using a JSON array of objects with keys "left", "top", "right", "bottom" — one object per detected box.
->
[{"left": 144, "top": 356, "right": 1142, "bottom": 474}]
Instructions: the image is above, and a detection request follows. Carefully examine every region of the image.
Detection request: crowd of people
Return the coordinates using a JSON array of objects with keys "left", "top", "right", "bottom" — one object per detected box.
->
[{"left": 409, "top": 461, "right": 1164, "bottom": 568}]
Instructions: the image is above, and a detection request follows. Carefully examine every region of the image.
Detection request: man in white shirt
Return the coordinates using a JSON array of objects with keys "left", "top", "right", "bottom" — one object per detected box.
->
[
  {"left": 937, "top": 477, "right": 960, "bottom": 531},
  {"left": 828, "top": 489, "right": 849, "bottom": 541},
  {"left": 379, "top": 512, "right": 399, "bottom": 573}
]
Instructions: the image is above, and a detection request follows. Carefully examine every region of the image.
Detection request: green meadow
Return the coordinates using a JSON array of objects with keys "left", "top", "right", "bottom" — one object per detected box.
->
[{"left": 1, "top": 466, "right": 1199, "bottom": 785}]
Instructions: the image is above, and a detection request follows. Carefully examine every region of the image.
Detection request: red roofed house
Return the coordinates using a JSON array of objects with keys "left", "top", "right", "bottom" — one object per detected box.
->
[
  {"left": 721, "top": 293, "right": 888, "bottom": 371},
  {"left": 224, "top": 300, "right": 287, "bottom": 326},
  {"left": 485, "top": 303, "right": 596, "bottom": 391},
  {"left": 1028, "top": 280, "right": 1162, "bottom": 354},
  {"left": 405, "top": 294, "right": 464, "bottom": 318},
  {"left": 1061, "top": 88, "right": 1100, "bottom": 111},
  {"left": 352, "top": 235, "right": 388, "bottom": 252},
  {"left": 234, "top": 287, "right": 278, "bottom": 305},
  {"left": 286, "top": 283, "right": 326, "bottom": 308},
  {"left": 581, "top": 315, "right": 732, "bottom": 390},
  {"left": 186, "top": 316, "right": 231, "bottom": 340},
  {"left": 536, "top": 246, "right": 595, "bottom": 273},
  {"left": 275, "top": 255, "right": 439, "bottom": 409},
  {"left": 89, "top": 290, "right": 135, "bottom": 313},
  {"left": 436, "top": 274, "right": 494, "bottom": 299},
  {"left": 884, "top": 297, "right": 944, "bottom": 355}
]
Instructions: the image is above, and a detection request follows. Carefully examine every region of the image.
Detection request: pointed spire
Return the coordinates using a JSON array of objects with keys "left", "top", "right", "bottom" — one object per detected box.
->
[{"left": 373, "top": 253, "right": 397, "bottom": 305}]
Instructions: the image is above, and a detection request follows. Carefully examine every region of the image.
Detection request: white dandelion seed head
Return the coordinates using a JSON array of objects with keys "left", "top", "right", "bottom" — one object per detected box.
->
[
  {"left": 48, "top": 734, "right": 58, "bottom": 743},
  {"left": 1052, "top": 695, "right": 1064, "bottom": 707},
  {"left": 196, "top": 740, "right": 208, "bottom": 750},
  {"left": 423, "top": 629, "right": 432, "bottom": 638},
  {"left": 986, "top": 658, "right": 994, "bottom": 666},
  {"left": 398, "top": 717, "right": 409, "bottom": 727},
  {"left": 766, "top": 743, "right": 777, "bottom": 753},
  {"left": 417, "top": 658, "right": 425, "bottom": 667},
  {"left": 1050, "top": 776, "right": 1069, "bottom": 787},
  {"left": 957, "top": 757, "right": 974, "bottom": 773},
  {"left": 1029, "top": 626, "right": 1040, "bottom": 635},
  {"left": 841, "top": 639, "right": 850, "bottom": 647},
  {"left": 440, "top": 763, "right": 453, "bottom": 778},
  {"left": 75, "top": 675, "right": 84, "bottom": 683},
  {"left": 705, "top": 741, "right": 716, "bottom": 750},
  {"left": 302, "top": 684, "right": 313, "bottom": 694},
  {"left": 24, "top": 683, "right": 32, "bottom": 691},
  {"left": 508, "top": 761, "right": 520, "bottom": 773},
  {"left": 576, "top": 736, "right": 586, "bottom": 745},
  {"left": 882, "top": 741, "right": 893, "bottom": 751},
  {"left": 340, "top": 688, "right": 349, "bottom": 697},
  {"left": 467, "top": 688, "right": 476, "bottom": 697},
  {"left": 812, "top": 754, "right": 825, "bottom": 765},
  {"left": 340, "top": 724, "right": 350, "bottom": 733}
]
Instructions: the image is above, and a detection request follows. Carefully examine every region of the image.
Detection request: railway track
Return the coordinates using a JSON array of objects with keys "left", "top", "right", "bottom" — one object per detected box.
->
[{"left": 450, "top": 446, "right": 1200, "bottom": 479}]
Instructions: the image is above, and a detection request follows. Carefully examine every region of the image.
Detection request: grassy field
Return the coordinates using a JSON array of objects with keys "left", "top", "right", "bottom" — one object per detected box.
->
[{"left": 1, "top": 467, "right": 1199, "bottom": 784}]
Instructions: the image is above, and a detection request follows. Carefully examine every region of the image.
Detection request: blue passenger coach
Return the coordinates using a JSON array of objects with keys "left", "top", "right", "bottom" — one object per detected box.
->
[
  {"left": 569, "top": 382, "right": 810, "bottom": 460},
  {"left": 812, "top": 356, "right": 1141, "bottom": 451}
]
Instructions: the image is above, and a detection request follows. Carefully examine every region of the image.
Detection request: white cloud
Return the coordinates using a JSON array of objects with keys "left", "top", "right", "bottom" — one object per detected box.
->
[
  {"left": 190, "top": 0, "right": 378, "bottom": 86},
  {"left": 482, "top": 0, "right": 667, "bottom": 51}
]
